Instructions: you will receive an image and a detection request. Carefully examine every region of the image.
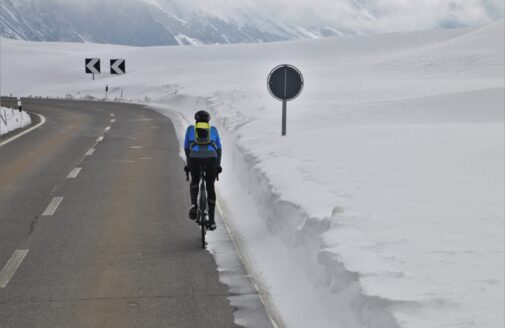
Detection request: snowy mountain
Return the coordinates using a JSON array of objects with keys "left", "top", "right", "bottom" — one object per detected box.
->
[
  {"left": 2, "top": 0, "right": 502, "bottom": 47},
  {"left": 0, "top": 0, "right": 330, "bottom": 46}
]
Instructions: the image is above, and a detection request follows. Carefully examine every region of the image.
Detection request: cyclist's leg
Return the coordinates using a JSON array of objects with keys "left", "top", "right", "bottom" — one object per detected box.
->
[
  {"left": 188, "top": 158, "right": 201, "bottom": 219},
  {"left": 189, "top": 159, "right": 201, "bottom": 205},
  {"left": 204, "top": 157, "right": 218, "bottom": 225}
]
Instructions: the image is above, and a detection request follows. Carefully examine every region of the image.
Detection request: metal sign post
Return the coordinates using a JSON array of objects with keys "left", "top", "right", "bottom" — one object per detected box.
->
[
  {"left": 282, "top": 100, "right": 287, "bottom": 135},
  {"left": 267, "top": 64, "right": 304, "bottom": 136}
]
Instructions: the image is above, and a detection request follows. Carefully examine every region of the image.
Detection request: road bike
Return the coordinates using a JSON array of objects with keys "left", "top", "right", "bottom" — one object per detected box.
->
[
  {"left": 196, "top": 166, "right": 208, "bottom": 248},
  {"left": 186, "top": 165, "right": 212, "bottom": 248}
]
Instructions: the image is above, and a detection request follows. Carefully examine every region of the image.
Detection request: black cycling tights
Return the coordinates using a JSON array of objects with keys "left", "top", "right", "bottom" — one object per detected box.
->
[{"left": 189, "top": 157, "right": 218, "bottom": 221}]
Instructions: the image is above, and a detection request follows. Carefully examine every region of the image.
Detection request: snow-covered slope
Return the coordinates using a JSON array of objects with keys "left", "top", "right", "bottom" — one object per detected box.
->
[
  {"left": 0, "top": 107, "right": 31, "bottom": 136},
  {"left": 1, "top": 21, "right": 503, "bottom": 328}
]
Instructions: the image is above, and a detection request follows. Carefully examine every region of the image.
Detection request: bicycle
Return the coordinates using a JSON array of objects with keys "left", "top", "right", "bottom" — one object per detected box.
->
[{"left": 186, "top": 165, "right": 216, "bottom": 249}]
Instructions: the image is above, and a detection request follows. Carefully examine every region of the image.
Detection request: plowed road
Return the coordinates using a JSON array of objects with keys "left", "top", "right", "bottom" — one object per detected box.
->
[{"left": 0, "top": 98, "right": 272, "bottom": 328}]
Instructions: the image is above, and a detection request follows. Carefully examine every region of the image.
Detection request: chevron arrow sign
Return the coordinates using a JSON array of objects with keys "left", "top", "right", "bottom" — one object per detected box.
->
[
  {"left": 110, "top": 59, "right": 126, "bottom": 75},
  {"left": 85, "top": 58, "right": 101, "bottom": 74}
]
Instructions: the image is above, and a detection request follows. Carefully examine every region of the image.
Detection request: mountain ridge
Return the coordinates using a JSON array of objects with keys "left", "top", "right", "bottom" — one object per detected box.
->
[
  {"left": 0, "top": 0, "right": 322, "bottom": 46},
  {"left": 1, "top": 0, "right": 502, "bottom": 47}
]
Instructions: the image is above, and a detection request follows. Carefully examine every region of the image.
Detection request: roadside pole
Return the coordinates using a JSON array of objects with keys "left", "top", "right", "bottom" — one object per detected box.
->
[
  {"left": 17, "top": 97, "right": 23, "bottom": 112},
  {"left": 282, "top": 99, "right": 287, "bottom": 136}
]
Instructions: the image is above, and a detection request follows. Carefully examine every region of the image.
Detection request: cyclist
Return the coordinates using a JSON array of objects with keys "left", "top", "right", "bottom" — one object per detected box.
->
[{"left": 184, "top": 110, "right": 222, "bottom": 230}]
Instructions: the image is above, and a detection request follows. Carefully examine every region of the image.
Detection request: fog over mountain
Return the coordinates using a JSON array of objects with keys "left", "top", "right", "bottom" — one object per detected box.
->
[{"left": 1, "top": 0, "right": 503, "bottom": 46}]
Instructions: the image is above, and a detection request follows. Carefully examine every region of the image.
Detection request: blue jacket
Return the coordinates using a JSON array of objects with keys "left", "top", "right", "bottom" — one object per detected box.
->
[{"left": 184, "top": 125, "right": 222, "bottom": 159}]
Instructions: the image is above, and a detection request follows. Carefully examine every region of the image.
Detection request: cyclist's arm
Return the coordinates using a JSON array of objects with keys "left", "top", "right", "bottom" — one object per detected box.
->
[
  {"left": 215, "top": 128, "right": 222, "bottom": 167},
  {"left": 185, "top": 148, "right": 191, "bottom": 166},
  {"left": 184, "top": 127, "right": 191, "bottom": 165},
  {"left": 216, "top": 149, "right": 222, "bottom": 167}
]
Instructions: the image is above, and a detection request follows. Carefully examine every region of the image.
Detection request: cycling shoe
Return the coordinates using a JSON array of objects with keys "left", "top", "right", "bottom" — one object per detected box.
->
[
  {"left": 189, "top": 205, "right": 197, "bottom": 220},
  {"left": 207, "top": 221, "right": 217, "bottom": 231}
]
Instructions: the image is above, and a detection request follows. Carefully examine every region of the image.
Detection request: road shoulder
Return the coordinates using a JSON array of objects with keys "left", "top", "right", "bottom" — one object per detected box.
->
[{"left": 0, "top": 112, "right": 41, "bottom": 144}]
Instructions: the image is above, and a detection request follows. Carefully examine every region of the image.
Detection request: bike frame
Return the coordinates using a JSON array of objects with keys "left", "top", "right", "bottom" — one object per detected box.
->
[
  {"left": 185, "top": 164, "right": 219, "bottom": 249},
  {"left": 197, "top": 166, "right": 208, "bottom": 248}
]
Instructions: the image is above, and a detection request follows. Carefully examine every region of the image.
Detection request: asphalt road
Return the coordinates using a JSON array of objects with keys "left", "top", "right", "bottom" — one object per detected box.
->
[{"left": 0, "top": 98, "right": 272, "bottom": 328}]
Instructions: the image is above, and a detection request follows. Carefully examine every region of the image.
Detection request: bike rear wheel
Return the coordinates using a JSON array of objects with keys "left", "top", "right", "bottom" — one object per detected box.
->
[
  {"left": 199, "top": 181, "right": 207, "bottom": 248},
  {"left": 200, "top": 213, "right": 206, "bottom": 248}
]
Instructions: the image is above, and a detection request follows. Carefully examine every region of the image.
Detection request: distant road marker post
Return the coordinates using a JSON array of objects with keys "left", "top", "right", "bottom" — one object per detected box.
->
[
  {"left": 267, "top": 64, "right": 304, "bottom": 136},
  {"left": 85, "top": 58, "right": 101, "bottom": 80},
  {"left": 17, "top": 97, "right": 23, "bottom": 112}
]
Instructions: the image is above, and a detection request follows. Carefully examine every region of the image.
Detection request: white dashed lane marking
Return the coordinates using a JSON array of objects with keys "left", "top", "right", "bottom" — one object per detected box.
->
[
  {"left": 129, "top": 146, "right": 143, "bottom": 149},
  {"left": 97, "top": 136, "right": 104, "bottom": 142},
  {"left": 110, "top": 119, "right": 116, "bottom": 123},
  {"left": 0, "top": 250, "right": 29, "bottom": 288},
  {"left": 67, "top": 167, "right": 82, "bottom": 179},
  {"left": 105, "top": 126, "right": 111, "bottom": 132},
  {"left": 85, "top": 148, "right": 95, "bottom": 156},
  {"left": 42, "top": 197, "right": 63, "bottom": 216}
]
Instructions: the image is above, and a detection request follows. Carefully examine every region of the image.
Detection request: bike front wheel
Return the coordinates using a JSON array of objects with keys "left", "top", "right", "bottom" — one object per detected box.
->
[{"left": 200, "top": 213, "right": 206, "bottom": 248}]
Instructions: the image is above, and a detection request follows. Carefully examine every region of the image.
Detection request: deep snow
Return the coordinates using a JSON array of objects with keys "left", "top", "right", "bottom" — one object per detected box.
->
[
  {"left": 0, "top": 106, "right": 31, "bottom": 136},
  {"left": 1, "top": 20, "right": 503, "bottom": 328}
]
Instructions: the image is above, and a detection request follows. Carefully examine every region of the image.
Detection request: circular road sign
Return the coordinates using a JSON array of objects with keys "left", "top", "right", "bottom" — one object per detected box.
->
[{"left": 267, "top": 64, "right": 304, "bottom": 101}]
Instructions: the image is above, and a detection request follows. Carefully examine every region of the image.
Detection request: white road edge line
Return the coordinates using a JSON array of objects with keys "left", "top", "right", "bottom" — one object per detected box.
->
[
  {"left": 97, "top": 136, "right": 104, "bottom": 142},
  {"left": 215, "top": 197, "right": 282, "bottom": 328},
  {"left": 85, "top": 148, "right": 95, "bottom": 156},
  {"left": 67, "top": 167, "right": 82, "bottom": 179},
  {"left": 42, "top": 197, "right": 63, "bottom": 216},
  {"left": 0, "top": 112, "right": 46, "bottom": 148},
  {"left": 0, "top": 250, "right": 29, "bottom": 288}
]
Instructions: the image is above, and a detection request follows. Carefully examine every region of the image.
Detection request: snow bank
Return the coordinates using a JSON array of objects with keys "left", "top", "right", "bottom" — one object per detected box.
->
[
  {"left": 0, "top": 106, "right": 31, "bottom": 136},
  {"left": 1, "top": 20, "right": 503, "bottom": 328}
]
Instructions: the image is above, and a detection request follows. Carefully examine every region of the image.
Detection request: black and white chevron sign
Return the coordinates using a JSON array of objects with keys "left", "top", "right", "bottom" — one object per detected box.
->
[
  {"left": 85, "top": 58, "right": 101, "bottom": 74},
  {"left": 110, "top": 59, "right": 126, "bottom": 75}
]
